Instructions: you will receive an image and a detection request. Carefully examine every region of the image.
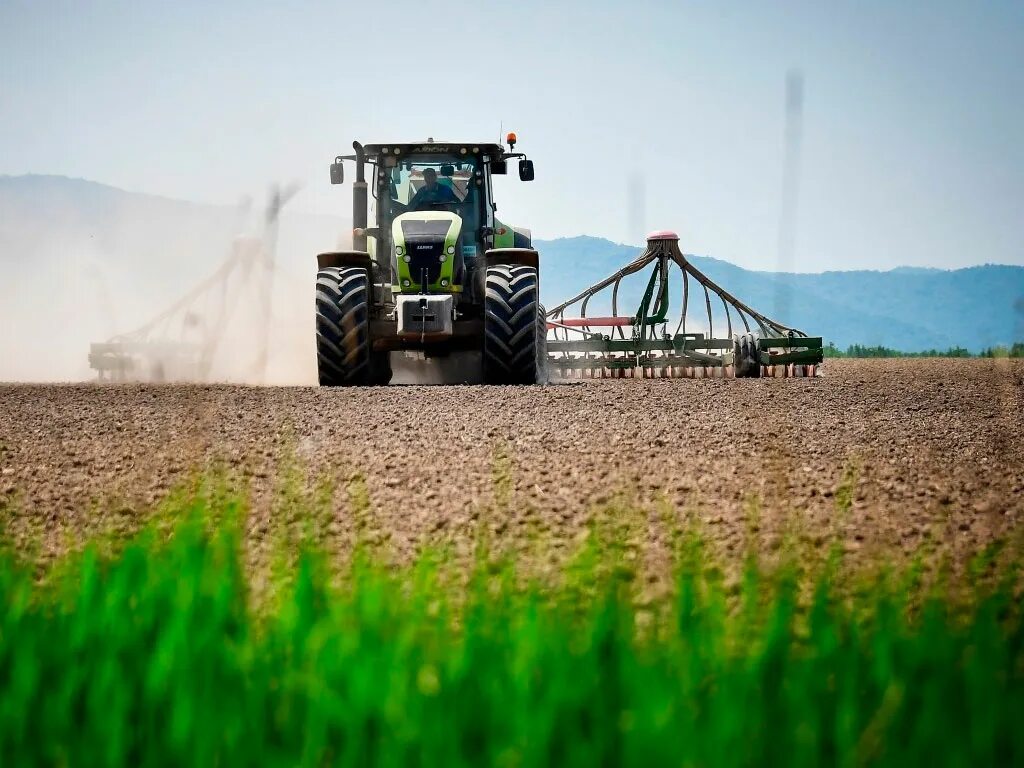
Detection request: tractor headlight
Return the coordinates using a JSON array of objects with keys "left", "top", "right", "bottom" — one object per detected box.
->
[
  {"left": 402, "top": 279, "right": 411, "bottom": 287},
  {"left": 404, "top": 255, "right": 411, "bottom": 263},
  {"left": 440, "top": 279, "right": 449, "bottom": 287},
  {"left": 446, "top": 245, "right": 455, "bottom": 255},
  {"left": 395, "top": 245, "right": 404, "bottom": 256}
]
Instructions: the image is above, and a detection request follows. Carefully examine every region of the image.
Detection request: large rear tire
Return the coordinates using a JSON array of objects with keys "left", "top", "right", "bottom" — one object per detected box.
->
[
  {"left": 316, "top": 266, "right": 373, "bottom": 386},
  {"left": 483, "top": 264, "right": 543, "bottom": 385}
]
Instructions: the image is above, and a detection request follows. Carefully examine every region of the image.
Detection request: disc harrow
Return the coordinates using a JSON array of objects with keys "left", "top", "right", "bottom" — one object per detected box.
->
[{"left": 546, "top": 231, "right": 823, "bottom": 379}]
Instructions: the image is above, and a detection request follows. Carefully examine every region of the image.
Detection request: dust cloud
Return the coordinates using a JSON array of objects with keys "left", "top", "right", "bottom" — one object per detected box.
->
[
  {"left": 0, "top": 177, "right": 519, "bottom": 387},
  {"left": 0, "top": 176, "right": 346, "bottom": 385}
]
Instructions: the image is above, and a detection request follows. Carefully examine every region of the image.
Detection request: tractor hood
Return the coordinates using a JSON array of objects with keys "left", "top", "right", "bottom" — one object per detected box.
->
[{"left": 391, "top": 212, "right": 462, "bottom": 293}]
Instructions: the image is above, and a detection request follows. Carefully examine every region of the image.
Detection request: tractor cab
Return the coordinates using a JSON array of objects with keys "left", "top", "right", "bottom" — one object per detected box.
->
[
  {"left": 363, "top": 141, "right": 535, "bottom": 296},
  {"left": 330, "top": 139, "right": 535, "bottom": 299},
  {"left": 373, "top": 149, "right": 490, "bottom": 294}
]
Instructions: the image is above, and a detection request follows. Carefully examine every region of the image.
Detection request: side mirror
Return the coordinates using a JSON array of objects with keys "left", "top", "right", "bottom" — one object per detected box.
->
[
  {"left": 330, "top": 160, "right": 344, "bottom": 185},
  {"left": 491, "top": 159, "right": 508, "bottom": 175},
  {"left": 519, "top": 159, "right": 535, "bottom": 182}
]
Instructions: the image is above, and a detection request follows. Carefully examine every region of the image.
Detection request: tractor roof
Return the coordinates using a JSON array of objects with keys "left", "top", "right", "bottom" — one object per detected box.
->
[{"left": 362, "top": 141, "right": 505, "bottom": 157}]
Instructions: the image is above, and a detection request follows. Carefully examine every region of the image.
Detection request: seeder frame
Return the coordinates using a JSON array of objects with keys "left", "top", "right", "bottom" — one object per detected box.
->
[{"left": 545, "top": 232, "right": 824, "bottom": 379}]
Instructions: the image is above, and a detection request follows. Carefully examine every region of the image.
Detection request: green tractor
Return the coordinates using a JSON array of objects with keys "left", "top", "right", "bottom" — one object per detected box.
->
[{"left": 316, "top": 135, "right": 546, "bottom": 386}]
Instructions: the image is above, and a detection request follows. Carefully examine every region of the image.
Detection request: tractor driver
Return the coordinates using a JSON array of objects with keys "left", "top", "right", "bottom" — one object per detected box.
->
[{"left": 408, "top": 167, "right": 458, "bottom": 210}]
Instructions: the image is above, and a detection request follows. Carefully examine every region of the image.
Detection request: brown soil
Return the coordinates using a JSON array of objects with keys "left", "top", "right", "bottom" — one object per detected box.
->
[{"left": 1, "top": 359, "right": 1022, "bottom": 573}]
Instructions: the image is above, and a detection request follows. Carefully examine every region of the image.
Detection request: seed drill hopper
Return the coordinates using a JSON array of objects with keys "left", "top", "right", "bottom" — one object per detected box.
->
[{"left": 546, "top": 231, "right": 823, "bottom": 378}]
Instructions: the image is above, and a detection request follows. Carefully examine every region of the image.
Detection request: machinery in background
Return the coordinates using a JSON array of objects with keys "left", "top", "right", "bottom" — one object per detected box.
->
[{"left": 88, "top": 186, "right": 296, "bottom": 383}]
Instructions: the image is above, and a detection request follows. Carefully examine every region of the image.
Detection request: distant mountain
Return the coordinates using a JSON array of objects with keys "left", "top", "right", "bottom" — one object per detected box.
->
[
  {"left": 536, "top": 236, "right": 1024, "bottom": 352},
  {"left": 0, "top": 175, "right": 1021, "bottom": 382}
]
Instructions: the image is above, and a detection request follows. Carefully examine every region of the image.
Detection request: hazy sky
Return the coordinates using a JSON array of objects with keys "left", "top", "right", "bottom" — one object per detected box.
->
[{"left": 2, "top": 1, "right": 1022, "bottom": 272}]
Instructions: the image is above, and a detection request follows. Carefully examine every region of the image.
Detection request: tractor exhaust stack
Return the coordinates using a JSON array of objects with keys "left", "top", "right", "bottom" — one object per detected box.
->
[{"left": 352, "top": 141, "right": 369, "bottom": 255}]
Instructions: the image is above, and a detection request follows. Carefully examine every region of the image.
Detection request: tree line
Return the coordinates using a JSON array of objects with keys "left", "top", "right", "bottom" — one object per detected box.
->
[{"left": 823, "top": 342, "right": 1024, "bottom": 358}]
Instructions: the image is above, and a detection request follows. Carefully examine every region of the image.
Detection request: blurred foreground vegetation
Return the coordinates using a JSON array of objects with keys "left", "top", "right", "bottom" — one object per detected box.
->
[{"left": 0, "top": 482, "right": 1022, "bottom": 766}]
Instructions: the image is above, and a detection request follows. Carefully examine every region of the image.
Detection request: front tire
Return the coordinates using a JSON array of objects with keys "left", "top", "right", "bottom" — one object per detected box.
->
[
  {"left": 483, "top": 265, "right": 543, "bottom": 384},
  {"left": 733, "top": 332, "right": 762, "bottom": 378},
  {"left": 315, "top": 266, "right": 372, "bottom": 386},
  {"left": 370, "top": 351, "right": 393, "bottom": 386},
  {"left": 536, "top": 303, "right": 548, "bottom": 384}
]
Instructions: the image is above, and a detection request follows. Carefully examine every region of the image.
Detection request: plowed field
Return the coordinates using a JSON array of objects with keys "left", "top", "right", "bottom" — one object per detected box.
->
[{"left": 2, "top": 359, "right": 1022, "bottom": 569}]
